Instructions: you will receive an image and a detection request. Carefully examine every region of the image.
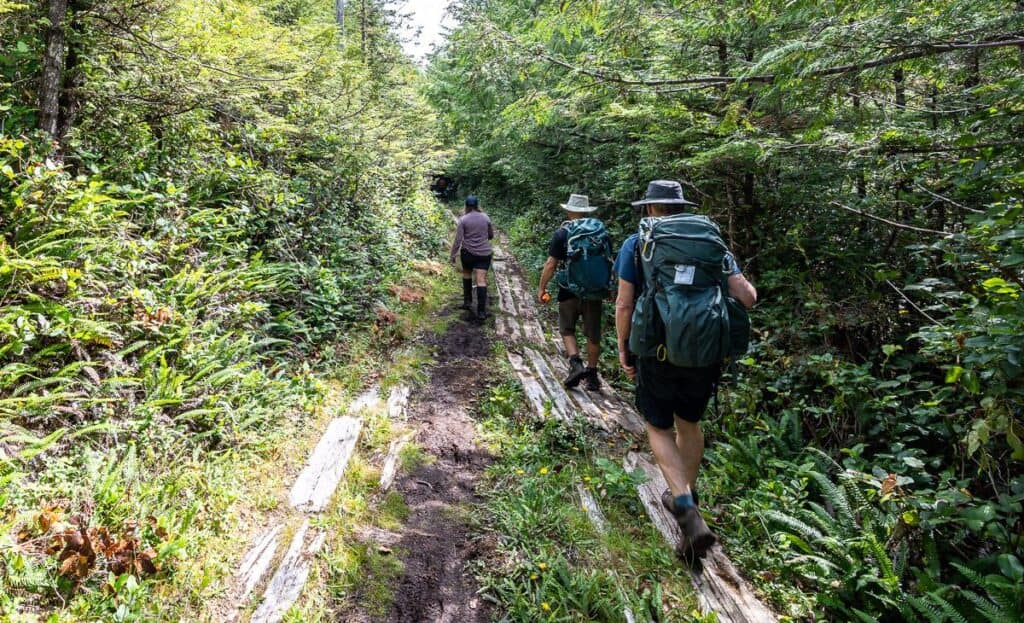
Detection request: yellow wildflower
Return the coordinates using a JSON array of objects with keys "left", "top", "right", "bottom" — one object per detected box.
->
[
  {"left": 541, "top": 602, "right": 551, "bottom": 611},
  {"left": 539, "top": 467, "right": 548, "bottom": 475},
  {"left": 538, "top": 562, "right": 547, "bottom": 570}
]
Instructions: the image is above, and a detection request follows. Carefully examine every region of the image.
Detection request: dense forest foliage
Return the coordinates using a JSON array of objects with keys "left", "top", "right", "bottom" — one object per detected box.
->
[
  {"left": 429, "top": 1, "right": 1023, "bottom": 620},
  {"left": 0, "top": 0, "right": 447, "bottom": 618}
]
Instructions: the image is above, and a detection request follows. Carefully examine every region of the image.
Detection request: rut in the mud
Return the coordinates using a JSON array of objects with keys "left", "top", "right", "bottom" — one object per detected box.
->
[{"left": 347, "top": 307, "right": 495, "bottom": 623}]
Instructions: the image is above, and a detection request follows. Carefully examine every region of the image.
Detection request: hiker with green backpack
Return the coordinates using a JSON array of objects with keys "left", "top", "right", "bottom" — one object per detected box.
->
[
  {"left": 537, "top": 194, "right": 615, "bottom": 391},
  {"left": 614, "top": 180, "right": 757, "bottom": 561}
]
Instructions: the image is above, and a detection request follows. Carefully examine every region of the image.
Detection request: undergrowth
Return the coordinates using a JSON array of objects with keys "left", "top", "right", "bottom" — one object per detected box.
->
[{"left": 472, "top": 370, "right": 706, "bottom": 622}]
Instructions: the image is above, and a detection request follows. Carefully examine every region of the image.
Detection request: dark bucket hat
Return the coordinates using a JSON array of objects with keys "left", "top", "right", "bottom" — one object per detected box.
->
[
  {"left": 630, "top": 180, "right": 697, "bottom": 207},
  {"left": 465, "top": 195, "right": 479, "bottom": 207}
]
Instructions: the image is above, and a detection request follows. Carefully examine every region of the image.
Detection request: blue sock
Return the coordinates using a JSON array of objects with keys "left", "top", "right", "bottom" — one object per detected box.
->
[{"left": 673, "top": 493, "right": 695, "bottom": 510}]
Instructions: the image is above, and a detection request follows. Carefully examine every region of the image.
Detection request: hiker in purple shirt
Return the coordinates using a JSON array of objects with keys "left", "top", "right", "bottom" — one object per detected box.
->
[{"left": 449, "top": 195, "right": 494, "bottom": 320}]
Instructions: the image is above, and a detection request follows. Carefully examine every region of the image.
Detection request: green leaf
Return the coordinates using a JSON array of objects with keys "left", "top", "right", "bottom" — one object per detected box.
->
[{"left": 945, "top": 366, "right": 964, "bottom": 384}]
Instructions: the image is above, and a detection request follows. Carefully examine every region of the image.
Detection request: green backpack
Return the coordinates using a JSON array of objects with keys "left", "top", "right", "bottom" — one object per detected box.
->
[
  {"left": 556, "top": 218, "right": 614, "bottom": 301},
  {"left": 628, "top": 214, "right": 750, "bottom": 367}
]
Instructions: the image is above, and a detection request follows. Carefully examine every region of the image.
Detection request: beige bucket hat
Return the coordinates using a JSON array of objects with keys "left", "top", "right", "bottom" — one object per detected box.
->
[{"left": 560, "top": 193, "right": 598, "bottom": 213}]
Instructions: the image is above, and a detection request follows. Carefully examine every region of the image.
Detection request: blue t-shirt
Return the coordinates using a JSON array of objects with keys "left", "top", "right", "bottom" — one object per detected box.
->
[{"left": 614, "top": 233, "right": 741, "bottom": 285}]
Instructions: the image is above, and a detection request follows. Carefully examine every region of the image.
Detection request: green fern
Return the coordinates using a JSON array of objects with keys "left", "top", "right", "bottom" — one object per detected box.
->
[
  {"left": 929, "top": 591, "right": 969, "bottom": 623},
  {"left": 907, "top": 594, "right": 945, "bottom": 623}
]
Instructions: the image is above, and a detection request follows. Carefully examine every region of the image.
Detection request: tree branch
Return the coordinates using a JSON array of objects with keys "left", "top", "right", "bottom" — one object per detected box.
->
[
  {"left": 488, "top": 17, "right": 1024, "bottom": 89},
  {"left": 831, "top": 201, "right": 953, "bottom": 235}
]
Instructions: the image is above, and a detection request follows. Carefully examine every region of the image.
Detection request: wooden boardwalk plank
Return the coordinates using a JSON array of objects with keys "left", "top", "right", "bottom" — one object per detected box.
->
[
  {"left": 577, "top": 483, "right": 608, "bottom": 534},
  {"left": 288, "top": 416, "right": 362, "bottom": 512},
  {"left": 624, "top": 452, "right": 777, "bottom": 623},
  {"left": 249, "top": 520, "right": 326, "bottom": 623},
  {"left": 236, "top": 525, "right": 284, "bottom": 606},
  {"left": 524, "top": 347, "right": 575, "bottom": 422},
  {"left": 386, "top": 384, "right": 410, "bottom": 420},
  {"left": 379, "top": 432, "right": 413, "bottom": 492}
]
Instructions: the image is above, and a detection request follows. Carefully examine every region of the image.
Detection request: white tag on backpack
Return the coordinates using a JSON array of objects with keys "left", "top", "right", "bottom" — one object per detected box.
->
[{"left": 674, "top": 264, "right": 696, "bottom": 285}]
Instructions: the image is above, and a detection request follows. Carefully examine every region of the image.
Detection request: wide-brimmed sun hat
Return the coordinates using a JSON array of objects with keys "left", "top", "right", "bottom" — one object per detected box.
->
[
  {"left": 560, "top": 193, "right": 598, "bottom": 213},
  {"left": 630, "top": 180, "right": 697, "bottom": 207}
]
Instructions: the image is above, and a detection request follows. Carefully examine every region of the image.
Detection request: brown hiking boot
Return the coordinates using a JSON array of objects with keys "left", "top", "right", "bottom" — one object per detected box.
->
[{"left": 661, "top": 490, "right": 715, "bottom": 561}]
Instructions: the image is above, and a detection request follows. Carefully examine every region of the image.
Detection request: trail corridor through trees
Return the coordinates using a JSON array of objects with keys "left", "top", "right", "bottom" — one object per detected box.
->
[{"left": 226, "top": 235, "right": 776, "bottom": 623}]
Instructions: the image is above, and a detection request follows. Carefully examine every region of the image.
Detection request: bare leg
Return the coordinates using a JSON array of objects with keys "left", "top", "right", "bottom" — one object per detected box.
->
[
  {"left": 675, "top": 418, "right": 704, "bottom": 491},
  {"left": 562, "top": 334, "right": 580, "bottom": 358},
  {"left": 473, "top": 268, "right": 487, "bottom": 287},
  {"left": 647, "top": 423, "right": 691, "bottom": 497}
]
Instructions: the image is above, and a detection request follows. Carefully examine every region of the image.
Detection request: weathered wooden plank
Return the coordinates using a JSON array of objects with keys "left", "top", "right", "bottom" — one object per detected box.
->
[
  {"left": 348, "top": 386, "right": 382, "bottom": 415},
  {"left": 236, "top": 525, "right": 284, "bottom": 606},
  {"left": 589, "top": 387, "right": 647, "bottom": 436},
  {"left": 524, "top": 347, "right": 574, "bottom": 422},
  {"left": 289, "top": 416, "right": 362, "bottom": 512},
  {"left": 624, "top": 452, "right": 777, "bottom": 623},
  {"left": 386, "top": 384, "right": 410, "bottom": 420},
  {"left": 507, "top": 351, "right": 554, "bottom": 418},
  {"left": 250, "top": 520, "right": 327, "bottom": 623},
  {"left": 379, "top": 432, "right": 413, "bottom": 492},
  {"left": 544, "top": 352, "right": 612, "bottom": 428},
  {"left": 492, "top": 261, "right": 519, "bottom": 317},
  {"left": 577, "top": 483, "right": 608, "bottom": 534}
]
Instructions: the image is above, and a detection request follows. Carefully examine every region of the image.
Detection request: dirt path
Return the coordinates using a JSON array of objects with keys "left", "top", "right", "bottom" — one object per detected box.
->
[{"left": 344, "top": 307, "right": 495, "bottom": 623}]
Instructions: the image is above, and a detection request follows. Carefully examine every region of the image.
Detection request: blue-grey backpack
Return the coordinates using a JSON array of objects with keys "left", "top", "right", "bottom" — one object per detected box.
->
[
  {"left": 628, "top": 214, "right": 750, "bottom": 367},
  {"left": 556, "top": 218, "right": 614, "bottom": 301}
]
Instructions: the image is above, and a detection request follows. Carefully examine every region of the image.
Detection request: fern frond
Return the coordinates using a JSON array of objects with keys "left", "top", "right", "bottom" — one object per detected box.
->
[
  {"left": 930, "top": 591, "right": 969, "bottom": 623},
  {"left": 907, "top": 594, "right": 945, "bottom": 623},
  {"left": 808, "top": 470, "right": 857, "bottom": 534},
  {"left": 851, "top": 607, "right": 881, "bottom": 623},
  {"left": 763, "top": 509, "right": 825, "bottom": 542},
  {"left": 960, "top": 589, "right": 1018, "bottom": 623}
]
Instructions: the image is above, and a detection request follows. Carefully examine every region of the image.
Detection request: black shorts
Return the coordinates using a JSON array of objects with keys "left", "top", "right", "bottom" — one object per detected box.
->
[
  {"left": 558, "top": 297, "right": 602, "bottom": 343},
  {"left": 460, "top": 249, "right": 492, "bottom": 271},
  {"left": 635, "top": 358, "right": 721, "bottom": 428}
]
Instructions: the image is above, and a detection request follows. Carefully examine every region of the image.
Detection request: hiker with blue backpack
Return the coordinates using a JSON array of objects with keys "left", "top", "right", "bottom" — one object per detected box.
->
[
  {"left": 537, "top": 194, "right": 615, "bottom": 391},
  {"left": 614, "top": 180, "right": 757, "bottom": 561},
  {"left": 450, "top": 195, "right": 494, "bottom": 320}
]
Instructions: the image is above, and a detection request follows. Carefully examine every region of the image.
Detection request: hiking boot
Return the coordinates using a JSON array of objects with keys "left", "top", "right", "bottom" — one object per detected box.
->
[
  {"left": 462, "top": 279, "right": 472, "bottom": 310},
  {"left": 563, "top": 356, "right": 587, "bottom": 388},
  {"left": 661, "top": 487, "right": 699, "bottom": 510},
  {"left": 584, "top": 367, "right": 601, "bottom": 391},
  {"left": 661, "top": 490, "right": 714, "bottom": 561}
]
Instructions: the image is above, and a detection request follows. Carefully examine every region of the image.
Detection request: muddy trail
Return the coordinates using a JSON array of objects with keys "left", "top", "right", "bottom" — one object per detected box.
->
[{"left": 344, "top": 307, "right": 496, "bottom": 623}]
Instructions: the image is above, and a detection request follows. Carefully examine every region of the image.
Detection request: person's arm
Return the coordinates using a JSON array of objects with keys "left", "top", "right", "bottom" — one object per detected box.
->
[
  {"left": 728, "top": 273, "right": 757, "bottom": 308},
  {"left": 615, "top": 278, "right": 637, "bottom": 379},
  {"left": 450, "top": 219, "right": 464, "bottom": 264},
  {"left": 537, "top": 256, "right": 557, "bottom": 303}
]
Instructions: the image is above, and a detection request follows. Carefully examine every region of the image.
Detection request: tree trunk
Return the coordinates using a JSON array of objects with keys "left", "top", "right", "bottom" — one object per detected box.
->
[
  {"left": 40, "top": 0, "right": 69, "bottom": 139},
  {"left": 1018, "top": 1, "right": 1024, "bottom": 68},
  {"left": 893, "top": 66, "right": 905, "bottom": 110},
  {"left": 360, "top": 0, "right": 367, "bottom": 56},
  {"left": 717, "top": 39, "right": 728, "bottom": 93},
  {"left": 335, "top": 0, "right": 344, "bottom": 29}
]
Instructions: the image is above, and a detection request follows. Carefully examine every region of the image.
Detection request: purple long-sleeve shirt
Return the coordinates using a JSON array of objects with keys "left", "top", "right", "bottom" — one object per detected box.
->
[{"left": 450, "top": 210, "right": 494, "bottom": 261}]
